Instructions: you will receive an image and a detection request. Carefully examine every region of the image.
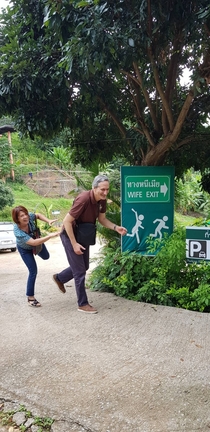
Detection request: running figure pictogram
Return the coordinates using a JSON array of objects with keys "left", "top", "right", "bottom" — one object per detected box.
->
[
  {"left": 126, "top": 208, "right": 144, "bottom": 244},
  {"left": 150, "top": 215, "right": 169, "bottom": 239}
]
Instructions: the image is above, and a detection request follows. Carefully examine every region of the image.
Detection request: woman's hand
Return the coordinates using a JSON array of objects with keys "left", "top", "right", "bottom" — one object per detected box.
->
[
  {"left": 36, "top": 213, "right": 58, "bottom": 226},
  {"left": 48, "top": 219, "right": 58, "bottom": 226},
  {"left": 48, "top": 231, "right": 60, "bottom": 238}
]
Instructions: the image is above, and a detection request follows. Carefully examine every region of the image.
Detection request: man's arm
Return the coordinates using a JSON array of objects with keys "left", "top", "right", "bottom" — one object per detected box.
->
[
  {"left": 63, "top": 213, "right": 85, "bottom": 254},
  {"left": 98, "top": 213, "right": 127, "bottom": 236}
]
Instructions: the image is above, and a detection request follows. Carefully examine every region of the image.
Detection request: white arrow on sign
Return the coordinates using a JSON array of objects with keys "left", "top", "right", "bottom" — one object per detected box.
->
[{"left": 160, "top": 183, "right": 168, "bottom": 196}]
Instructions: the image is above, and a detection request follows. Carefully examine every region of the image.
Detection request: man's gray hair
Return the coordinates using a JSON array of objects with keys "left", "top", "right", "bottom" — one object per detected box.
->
[{"left": 92, "top": 174, "right": 109, "bottom": 188}]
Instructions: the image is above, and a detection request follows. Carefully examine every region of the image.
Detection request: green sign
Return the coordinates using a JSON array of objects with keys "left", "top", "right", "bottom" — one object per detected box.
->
[
  {"left": 125, "top": 175, "right": 170, "bottom": 203},
  {"left": 121, "top": 166, "right": 175, "bottom": 255},
  {"left": 186, "top": 226, "right": 210, "bottom": 241},
  {"left": 186, "top": 226, "right": 210, "bottom": 262}
]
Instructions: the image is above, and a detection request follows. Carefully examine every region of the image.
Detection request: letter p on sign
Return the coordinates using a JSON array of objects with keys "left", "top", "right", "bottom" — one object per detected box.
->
[
  {"left": 190, "top": 241, "right": 202, "bottom": 256},
  {"left": 189, "top": 240, "right": 206, "bottom": 258}
]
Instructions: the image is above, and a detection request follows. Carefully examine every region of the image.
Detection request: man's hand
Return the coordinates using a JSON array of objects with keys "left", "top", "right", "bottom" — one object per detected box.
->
[
  {"left": 73, "top": 243, "right": 86, "bottom": 255},
  {"left": 116, "top": 226, "right": 127, "bottom": 236}
]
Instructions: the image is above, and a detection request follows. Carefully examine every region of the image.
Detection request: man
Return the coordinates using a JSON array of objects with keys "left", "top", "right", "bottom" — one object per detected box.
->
[{"left": 53, "top": 174, "right": 127, "bottom": 314}]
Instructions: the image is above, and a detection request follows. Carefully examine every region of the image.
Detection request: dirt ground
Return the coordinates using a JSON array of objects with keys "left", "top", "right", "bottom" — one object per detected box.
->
[{"left": 1, "top": 237, "right": 210, "bottom": 432}]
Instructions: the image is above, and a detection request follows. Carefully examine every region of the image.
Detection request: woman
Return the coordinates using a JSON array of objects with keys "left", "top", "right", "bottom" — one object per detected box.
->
[{"left": 12, "top": 205, "right": 59, "bottom": 307}]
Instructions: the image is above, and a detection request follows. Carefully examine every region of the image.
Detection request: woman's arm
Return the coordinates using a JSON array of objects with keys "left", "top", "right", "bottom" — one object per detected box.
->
[
  {"left": 26, "top": 231, "right": 59, "bottom": 246},
  {"left": 35, "top": 213, "right": 57, "bottom": 226}
]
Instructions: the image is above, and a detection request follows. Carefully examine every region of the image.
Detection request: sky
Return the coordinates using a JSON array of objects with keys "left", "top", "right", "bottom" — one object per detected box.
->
[{"left": 0, "top": 0, "right": 9, "bottom": 10}]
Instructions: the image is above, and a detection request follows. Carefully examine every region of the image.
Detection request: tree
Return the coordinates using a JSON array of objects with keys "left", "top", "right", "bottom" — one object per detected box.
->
[
  {"left": 0, "top": 0, "right": 69, "bottom": 138},
  {"left": 0, "top": 0, "right": 210, "bottom": 172},
  {"left": 0, "top": 181, "right": 14, "bottom": 211},
  {"left": 0, "top": 138, "right": 16, "bottom": 181}
]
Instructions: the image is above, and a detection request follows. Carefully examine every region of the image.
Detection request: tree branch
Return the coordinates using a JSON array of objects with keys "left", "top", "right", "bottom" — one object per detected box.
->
[
  {"left": 170, "top": 89, "right": 195, "bottom": 142},
  {"left": 147, "top": 46, "right": 175, "bottom": 132},
  {"left": 127, "top": 75, "right": 155, "bottom": 149},
  {"left": 121, "top": 66, "right": 160, "bottom": 133},
  {"left": 96, "top": 94, "right": 141, "bottom": 162},
  {"left": 132, "top": 62, "right": 160, "bottom": 132},
  {"left": 166, "top": 34, "right": 184, "bottom": 102},
  {"left": 97, "top": 96, "right": 127, "bottom": 137},
  {"left": 171, "top": 135, "right": 195, "bottom": 151},
  {"left": 162, "top": 33, "right": 184, "bottom": 132}
]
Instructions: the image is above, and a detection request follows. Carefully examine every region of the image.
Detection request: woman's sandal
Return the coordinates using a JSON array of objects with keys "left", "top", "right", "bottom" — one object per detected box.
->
[{"left": 28, "top": 298, "right": 41, "bottom": 307}]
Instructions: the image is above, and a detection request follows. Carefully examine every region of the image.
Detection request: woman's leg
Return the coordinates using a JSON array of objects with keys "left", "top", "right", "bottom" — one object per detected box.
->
[
  {"left": 38, "top": 243, "right": 49, "bottom": 260},
  {"left": 17, "top": 246, "right": 37, "bottom": 297}
]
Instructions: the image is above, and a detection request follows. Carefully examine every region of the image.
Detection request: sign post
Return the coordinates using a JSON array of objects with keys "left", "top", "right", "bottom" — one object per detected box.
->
[{"left": 121, "top": 166, "right": 175, "bottom": 255}]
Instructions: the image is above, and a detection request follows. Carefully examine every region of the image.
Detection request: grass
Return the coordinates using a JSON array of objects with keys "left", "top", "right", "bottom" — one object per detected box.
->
[
  {"left": 174, "top": 211, "right": 201, "bottom": 227},
  {"left": 0, "top": 182, "right": 73, "bottom": 223}
]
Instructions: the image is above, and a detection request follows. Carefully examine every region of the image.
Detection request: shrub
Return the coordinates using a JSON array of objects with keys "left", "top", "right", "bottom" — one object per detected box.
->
[
  {"left": 89, "top": 224, "right": 210, "bottom": 312},
  {"left": 0, "top": 181, "right": 14, "bottom": 211}
]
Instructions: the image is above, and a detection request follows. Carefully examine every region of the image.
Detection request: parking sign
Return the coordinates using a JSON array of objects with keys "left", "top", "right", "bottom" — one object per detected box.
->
[{"left": 186, "top": 227, "right": 210, "bottom": 261}]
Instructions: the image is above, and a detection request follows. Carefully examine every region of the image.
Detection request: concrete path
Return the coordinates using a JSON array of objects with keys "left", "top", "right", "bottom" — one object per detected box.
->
[{"left": 0, "top": 237, "right": 210, "bottom": 431}]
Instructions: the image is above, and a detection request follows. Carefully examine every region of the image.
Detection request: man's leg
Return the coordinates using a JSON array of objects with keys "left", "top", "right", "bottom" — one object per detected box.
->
[{"left": 59, "top": 232, "right": 88, "bottom": 306}]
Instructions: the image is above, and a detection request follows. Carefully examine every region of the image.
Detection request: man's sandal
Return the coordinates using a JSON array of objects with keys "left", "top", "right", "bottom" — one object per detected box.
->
[{"left": 28, "top": 298, "right": 41, "bottom": 307}]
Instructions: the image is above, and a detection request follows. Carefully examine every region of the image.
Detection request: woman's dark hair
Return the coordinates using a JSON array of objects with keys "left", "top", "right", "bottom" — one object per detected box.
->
[{"left": 12, "top": 206, "right": 29, "bottom": 224}]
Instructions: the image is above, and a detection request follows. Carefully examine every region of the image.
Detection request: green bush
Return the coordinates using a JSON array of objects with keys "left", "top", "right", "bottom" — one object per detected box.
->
[
  {"left": 174, "top": 170, "right": 204, "bottom": 214},
  {"left": 89, "top": 224, "right": 210, "bottom": 312},
  {"left": 0, "top": 181, "right": 14, "bottom": 211}
]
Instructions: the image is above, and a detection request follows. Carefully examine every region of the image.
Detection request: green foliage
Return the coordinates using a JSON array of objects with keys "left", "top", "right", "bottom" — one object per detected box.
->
[
  {"left": 174, "top": 169, "right": 209, "bottom": 214},
  {"left": 0, "top": 181, "right": 14, "bottom": 211},
  {"left": 200, "top": 171, "right": 210, "bottom": 194},
  {"left": 89, "top": 224, "right": 210, "bottom": 312},
  {"left": 174, "top": 212, "right": 199, "bottom": 227},
  {"left": 34, "top": 416, "right": 54, "bottom": 430},
  {"left": 0, "top": 409, "right": 15, "bottom": 426},
  {"left": 1, "top": 1, "right": 210, "bottom": 172},
  {"left": 0, "top": 181, "right": 72, "bottom": 222},
  {"left": 49, "top": 145, "right": 72, "bottom": 169},
  {"left": 13, "top": 135, "right": 51, "bottom": 165},
  {"left": 166, "top": 282, "right": 210, "bottom": 312},
  {"left": 0, "top": 404, "right": 54, "bottom": 432},
  {"left": 0, "top": 138, "right": 15, "bottom": 180},
  {"left": 0, "top": 0, "right": 69, "bottom": 139}
]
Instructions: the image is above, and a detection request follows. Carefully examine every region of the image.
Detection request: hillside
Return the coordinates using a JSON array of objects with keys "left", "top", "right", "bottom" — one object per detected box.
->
[{"left": 22, "top": 168, "right": 77, "bottom": 198}]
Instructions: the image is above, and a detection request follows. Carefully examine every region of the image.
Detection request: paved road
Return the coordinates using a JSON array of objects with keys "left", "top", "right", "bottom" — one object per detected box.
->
[{"left": 0, "top": 237, "right": 210, "bottom": 431}]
